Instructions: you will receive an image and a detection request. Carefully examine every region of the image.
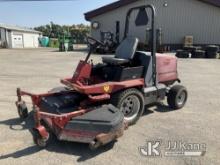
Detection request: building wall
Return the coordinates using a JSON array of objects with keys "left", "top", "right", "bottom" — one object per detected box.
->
[
  {"left": 0, "top": 28, "right": 6, "bottom": 41},
  {"left": 9, "top": 31, "right": 40, "bottom": 48},
  {"left": 23, "top": 32, "right": 39, "bottom": 48},
  {"left": 0, "top": 28, "right": 6, "bottom": 47},
  {"left": 90, "top": 0, "right": 220, "bottom": 45}
]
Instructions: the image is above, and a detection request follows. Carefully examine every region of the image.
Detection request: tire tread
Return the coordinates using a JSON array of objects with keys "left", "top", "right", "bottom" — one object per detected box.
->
[{"left": 167, "top": 85, "right": 187, "bottom": 110}]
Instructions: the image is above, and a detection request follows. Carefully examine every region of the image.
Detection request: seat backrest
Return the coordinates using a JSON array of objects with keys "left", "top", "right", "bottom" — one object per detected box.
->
[
  {"left": 134, "top": 51, "right": 153, "bottom": 86},
  {"left": 115, "top": 37, "right": 139, "bottom": 60}
]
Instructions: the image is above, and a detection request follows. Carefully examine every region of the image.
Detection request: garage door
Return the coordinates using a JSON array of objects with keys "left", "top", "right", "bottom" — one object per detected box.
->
[{"left": 13, "top": 34, "right": 23, "bottom": 48}]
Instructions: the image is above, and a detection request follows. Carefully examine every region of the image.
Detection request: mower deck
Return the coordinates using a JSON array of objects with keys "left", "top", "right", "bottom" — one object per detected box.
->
[
  {"left": 61, "top": 105, "right": 125, "bottom": 144},
  {"left": 16, "top": 88, "right": 126, "bottom": 149}
]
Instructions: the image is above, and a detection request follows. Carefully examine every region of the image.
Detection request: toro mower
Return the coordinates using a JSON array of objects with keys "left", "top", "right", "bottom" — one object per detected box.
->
[{"left": 16, "top": 4, "right": 187, "bottom": 149}]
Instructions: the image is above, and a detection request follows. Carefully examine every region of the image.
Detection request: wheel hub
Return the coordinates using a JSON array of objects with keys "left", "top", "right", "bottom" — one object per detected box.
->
[
  {"left": 177, "top": 91, "right": 186, "bottom": 106},
  {"left": 121, "top": 95, "right": 140, "bottom": 121}
]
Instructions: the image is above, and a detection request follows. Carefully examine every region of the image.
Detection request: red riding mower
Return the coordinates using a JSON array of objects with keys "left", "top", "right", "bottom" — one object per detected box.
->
[{"left": 16, "top": 4, "right": 187, "bottom": 150}]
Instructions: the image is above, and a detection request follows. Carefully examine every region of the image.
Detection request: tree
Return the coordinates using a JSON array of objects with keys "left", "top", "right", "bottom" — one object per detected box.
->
[{"left": 34, "top": 23, "right": 90, "bottom": 43}]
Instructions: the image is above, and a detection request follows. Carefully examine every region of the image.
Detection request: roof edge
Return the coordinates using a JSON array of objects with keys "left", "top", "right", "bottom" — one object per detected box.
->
[
  {"left": 84, "top": 0, "right": 137, "bottom": 21},
  {"left": 0, "top": 24, "right": 42, "bottom": 34},
  {"left": 84, "top": 0, "right": 220, "bottom": 21},
  {"left": 199, "top": 0, "right": 220, "bottom": 7}
]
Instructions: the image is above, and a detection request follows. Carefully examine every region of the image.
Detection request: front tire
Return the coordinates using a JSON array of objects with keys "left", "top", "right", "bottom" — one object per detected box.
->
[
  {"left": 167, "top": 85, "right": 188, "bottom": 109},
  {"left": 111, "top": 88, "right": 145, "bottom": 126}
]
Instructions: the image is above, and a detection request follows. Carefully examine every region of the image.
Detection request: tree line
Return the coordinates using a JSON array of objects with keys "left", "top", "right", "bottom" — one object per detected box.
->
[{"left": 34, "top": 22, "right": 90, "bottom": 43}]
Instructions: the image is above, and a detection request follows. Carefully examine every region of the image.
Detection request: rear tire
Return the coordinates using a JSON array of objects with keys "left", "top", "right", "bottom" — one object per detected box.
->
[
  {"left": 206, "top": 52, "right": 218, "bottom": 59},
  {"left": 191, "top": 50, "right": 205, "bottom": 58},
  {"left": 176, "top": 50, "right": 190, "bottom": 58},
  {"left": 206, "top": 45, "right": 219, "bottom": 52},
  {"left": 167, "top": 85, "right": 188, "bottom": 110},
  {"left": 183, "top": 46, "right": 197, "bottom": 53},
  {"left": 111, "top": 88, "right": 145, "bottom": 126}
]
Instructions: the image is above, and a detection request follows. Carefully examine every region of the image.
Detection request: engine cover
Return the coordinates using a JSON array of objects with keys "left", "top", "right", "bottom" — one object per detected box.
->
[
  {"left": 134, "top": 51, "right": 178, "bottom": 86},
  {"left": 156, "top": 53, "right": 178, "bottom": 83}
]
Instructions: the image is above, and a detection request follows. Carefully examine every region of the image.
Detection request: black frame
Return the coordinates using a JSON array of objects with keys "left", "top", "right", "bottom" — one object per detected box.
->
[
  {"left": 123, "top": 4, "right": 157, "bottom": 87},
  {"left": 116, "top": 21, "right": 120, "bottom": 44}
]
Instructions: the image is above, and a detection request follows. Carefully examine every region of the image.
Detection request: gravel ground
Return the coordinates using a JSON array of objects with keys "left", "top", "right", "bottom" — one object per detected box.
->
[{"left": 0, "top": 48, "right": 219, "bottom": 165}]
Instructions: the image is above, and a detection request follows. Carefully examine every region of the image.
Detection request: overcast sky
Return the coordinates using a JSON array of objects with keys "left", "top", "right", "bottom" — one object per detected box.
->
[{"left": 0, "top": 0, "right": 115, "bottom": 27}]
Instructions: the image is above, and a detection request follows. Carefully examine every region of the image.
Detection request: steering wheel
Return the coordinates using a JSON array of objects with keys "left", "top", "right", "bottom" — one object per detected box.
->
[{"left": 87, "top": 36, "right": 105, "bottom": 48}]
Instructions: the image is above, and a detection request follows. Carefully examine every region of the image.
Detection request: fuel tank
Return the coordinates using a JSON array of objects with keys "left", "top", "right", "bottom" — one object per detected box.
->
[{"left": 156, "top": 53, "right": 178, "bottom": 83}]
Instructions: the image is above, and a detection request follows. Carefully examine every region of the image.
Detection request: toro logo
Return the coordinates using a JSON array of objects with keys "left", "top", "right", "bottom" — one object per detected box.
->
[{"left": 103, "top": 85, "right": 110, "bottom": 93}]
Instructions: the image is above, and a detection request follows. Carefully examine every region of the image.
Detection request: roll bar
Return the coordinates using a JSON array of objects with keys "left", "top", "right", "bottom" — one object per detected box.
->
[{"left": 124, "top": 4, "right": 157, "bottom": 86}]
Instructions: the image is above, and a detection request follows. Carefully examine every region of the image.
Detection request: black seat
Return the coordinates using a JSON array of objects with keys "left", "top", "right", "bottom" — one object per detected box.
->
[{"left": 102, "top": 37, "right": 139, "bottom": 65}]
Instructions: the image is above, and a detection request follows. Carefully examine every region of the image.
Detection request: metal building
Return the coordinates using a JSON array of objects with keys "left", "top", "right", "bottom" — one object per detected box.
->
[
  {"left": 0, "top": 24, "right": 42, "bottom": 48},
  {"left": 85, "top": 0, "right": 220, "bottom": 49}
]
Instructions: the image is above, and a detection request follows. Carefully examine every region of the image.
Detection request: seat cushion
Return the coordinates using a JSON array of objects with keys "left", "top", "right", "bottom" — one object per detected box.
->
[{"left": 102, "top": 56, "right": 129, "bottom": 65}]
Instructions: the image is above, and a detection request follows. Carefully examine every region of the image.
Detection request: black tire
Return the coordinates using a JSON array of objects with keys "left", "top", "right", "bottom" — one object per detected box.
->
[
  {"left": 206, "top": 52, "right": 218, "bottom": 59},
  {"left": 89, "top": 141, "right": 102, "bottom": 150},
  {"left": 110, "top": 88, "right": 145, "bottom": 125},
  {"left": 17, "top": 103, "right": 28, "bottom": 119},
  {"left": 33, "top": 121, "right": 54, "bottom": 148},
  {"left": 206, "top": 45, "right": 219, "bottom": 52},
  {"left": 191, "top": 50, "right": 205, "bottom": 58},
  {"left": 176, "top": 50, "right": 189, "bottom": 58},
  {"left": 167, "top": 85, "right": 188, "bottom": 110},
  {"left": 33, "top": 130, "right": 48, "bottom": 148},
  {"left": 183, "top": 46, "right": 197, "bottom": 53}
]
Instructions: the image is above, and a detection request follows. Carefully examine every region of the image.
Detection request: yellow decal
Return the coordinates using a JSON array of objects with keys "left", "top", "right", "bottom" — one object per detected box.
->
[{"left": 103, "top": 85, "right": 110, "bottom": 93}]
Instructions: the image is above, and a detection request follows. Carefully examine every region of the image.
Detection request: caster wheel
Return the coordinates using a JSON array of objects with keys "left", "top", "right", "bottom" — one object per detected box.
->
[
  {"left": 89, "top": 141, "right": 101, "bottom": 150},
  {"left": 17, "top": 103, "right": 28, "bottom": 119},
  {"left": 33, "top": 130, "right": 49, "bottom": 148}
]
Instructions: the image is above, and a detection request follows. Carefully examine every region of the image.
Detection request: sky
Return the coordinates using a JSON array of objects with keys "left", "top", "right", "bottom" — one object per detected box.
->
[{"left": 0, "top": 0, "right": 116, "bottom": 27}]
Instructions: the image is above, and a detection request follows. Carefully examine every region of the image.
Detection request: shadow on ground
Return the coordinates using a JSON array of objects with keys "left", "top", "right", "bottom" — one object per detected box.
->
[
  {"left": 0, "top": 111, "right": 34, "bottom": 131},
  {"left": 0, "top": 140, "right": 115, "bottom": 162},
  {"left": 143, "top": 103, "right": 179, "bottom": 116},
  {"left": 0, "top": 104, "right": 176, "bottom": 162}
]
